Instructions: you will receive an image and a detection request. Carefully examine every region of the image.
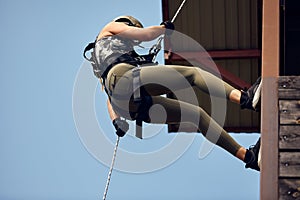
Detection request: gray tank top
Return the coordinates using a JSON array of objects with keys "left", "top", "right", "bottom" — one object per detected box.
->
[
  {"left": 93, "top": 35, "right": 136, "bottom": 76},
  {"left": 91, "top": 35, "right": 154, "bottom": 79}
]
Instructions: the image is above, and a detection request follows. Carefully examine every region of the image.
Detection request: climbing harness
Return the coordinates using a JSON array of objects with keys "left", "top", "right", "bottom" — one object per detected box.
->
[{"left": 82, "top": 1, "right": 188, "bottom": 199}]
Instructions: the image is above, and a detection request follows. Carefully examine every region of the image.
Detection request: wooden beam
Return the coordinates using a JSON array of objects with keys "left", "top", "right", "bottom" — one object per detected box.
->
[
  {"left": 166, "top": 50, "right": 257, "bottom": 89},
  {"left": 279, "top": 179, "right": 300, "bottom": 199},
  {"left": 168, "top": 123, "right": 259, "bottom": 133},
  {"left": 209, "top": 49, "right": 261, "bottom": 59},
  {"left": 167, "top": 49, "right": 261, "bottom": 60},
  {"left": 279, "top": 152, "right": 300, "bottom": 178},
  {"left": 195, "top": 59, "right": 251, "bottom": 90},
  {"left": 260, "top": 0, "right": 280, "bottom": 199},
  {"left": 279, "top": 126, "right": 300, "bottom": 150}
]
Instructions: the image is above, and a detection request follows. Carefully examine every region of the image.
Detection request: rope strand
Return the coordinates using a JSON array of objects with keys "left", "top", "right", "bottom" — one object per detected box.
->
[
  {"left": 102, "top": 136, "right": 120, "bottom": 200},
  {"left": 171, "top": 0, "right": 187, "bottom": 23},
  {"left": 149, "top": 0, "right": 188, "bottom": 60}
]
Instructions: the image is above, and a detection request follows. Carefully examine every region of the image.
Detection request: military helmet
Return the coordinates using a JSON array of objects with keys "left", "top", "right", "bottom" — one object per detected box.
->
[{"left": 113, "top": 15, "right": 143, "bottom": 28}]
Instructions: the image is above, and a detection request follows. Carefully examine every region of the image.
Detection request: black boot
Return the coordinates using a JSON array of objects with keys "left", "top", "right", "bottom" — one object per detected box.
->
[
  {"left": 244, "top": 137, "right": 261, "bottom": 171},
  {"left": 240, "top": 77, "right": 262, "bottom": 111}
]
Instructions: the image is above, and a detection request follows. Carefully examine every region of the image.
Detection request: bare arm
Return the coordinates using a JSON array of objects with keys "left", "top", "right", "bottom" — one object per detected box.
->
[
  {"left": 98, "top": 22, "right": 166, "bottom": 41},
  {"left": 107, "top": 99, "right": 129, "bottom": 137},
  {"left": 107, "top": 99, "right": 119, "bottom": 121}
]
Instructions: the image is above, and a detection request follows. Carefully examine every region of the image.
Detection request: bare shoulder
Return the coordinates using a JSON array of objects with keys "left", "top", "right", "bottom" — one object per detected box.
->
[{"left": 97, "top": 22, "right": 130, "bottom": 39}]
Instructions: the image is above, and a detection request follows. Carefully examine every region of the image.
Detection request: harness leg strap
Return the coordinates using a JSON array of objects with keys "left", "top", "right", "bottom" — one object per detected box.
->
[
  {"left": 132, "top": 65, "right": 143, "bottom": 139},
  {"left": 136, "top": 119, "right": 143, "bottom": 139},
  {"left": 132, "top": 65, "right": 142, "bottom": 103}
]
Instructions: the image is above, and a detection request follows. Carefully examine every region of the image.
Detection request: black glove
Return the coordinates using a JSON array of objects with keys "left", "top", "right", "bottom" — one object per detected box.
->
[
  {"left": 160, "top": 21, "right": 175, "bottom": 35},
  {"left": 113, "top": 118, "right": 129, "bottom": 137}
]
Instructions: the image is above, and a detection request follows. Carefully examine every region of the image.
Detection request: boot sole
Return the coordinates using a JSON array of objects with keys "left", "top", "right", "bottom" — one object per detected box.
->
[{"left": 252, "top": 80, "right": 262, "bottom": 109}]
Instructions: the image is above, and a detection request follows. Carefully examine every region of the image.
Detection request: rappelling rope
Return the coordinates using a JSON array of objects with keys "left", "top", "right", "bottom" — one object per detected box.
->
[
  {"left": 102, "top": 1, "right": 187, "bottom": 199},
  {"left": 149, "top": 0, "right": 187, "bottom": 61},
  {"left": 171, "top": 0, "right": 187, "bottom": 23},
  {"left": 102, "top": 136, "right": 120, "bottom": 200}
]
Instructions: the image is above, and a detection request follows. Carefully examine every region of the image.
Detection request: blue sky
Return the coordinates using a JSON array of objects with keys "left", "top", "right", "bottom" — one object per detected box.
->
[{"left": 0, "top": 0, "right": 260, "bottom": 199}]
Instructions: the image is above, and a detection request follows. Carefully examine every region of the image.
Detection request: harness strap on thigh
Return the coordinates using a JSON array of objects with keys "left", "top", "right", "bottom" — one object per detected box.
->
[
  {"left": 134, "top": 94, "right": 153, "bottom": 139},
  {"left": 132, "top": 65, "right": 143, "bottom": 138},
  {"left": 135, "top": 119, "right": 143, "bottom": 139},
  {"left": 132, "top": 65, "right": 142, "bottom": 103}
]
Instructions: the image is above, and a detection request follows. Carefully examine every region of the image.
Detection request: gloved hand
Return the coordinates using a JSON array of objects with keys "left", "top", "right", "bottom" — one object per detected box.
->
[
  {"left": 113, "top": 118, "right": 129, "bottom": 137},
  {"left": 160, "top": 21, "right": 175, "bottom": 35}
]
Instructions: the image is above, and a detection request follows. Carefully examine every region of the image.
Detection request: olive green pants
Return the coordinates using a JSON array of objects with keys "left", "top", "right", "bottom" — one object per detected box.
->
[{"left": 106, "top": 63, "right": 242, "bottom": 156}]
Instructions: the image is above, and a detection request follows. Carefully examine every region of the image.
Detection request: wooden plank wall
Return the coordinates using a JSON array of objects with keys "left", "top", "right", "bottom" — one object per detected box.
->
[{"left": 278, "top": 76, "right": 300, "bottom": 200}]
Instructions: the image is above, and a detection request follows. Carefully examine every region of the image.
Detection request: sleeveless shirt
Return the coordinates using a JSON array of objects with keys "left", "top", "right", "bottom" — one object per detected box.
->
[{"left": 93, "top": 35, "right": 137, "bottom": 78}]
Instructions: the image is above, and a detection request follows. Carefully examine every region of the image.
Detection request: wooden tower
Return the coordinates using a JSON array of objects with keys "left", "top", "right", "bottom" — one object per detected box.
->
[{"left": 162, "top": 0, "right": 300, "bottom": 199}]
